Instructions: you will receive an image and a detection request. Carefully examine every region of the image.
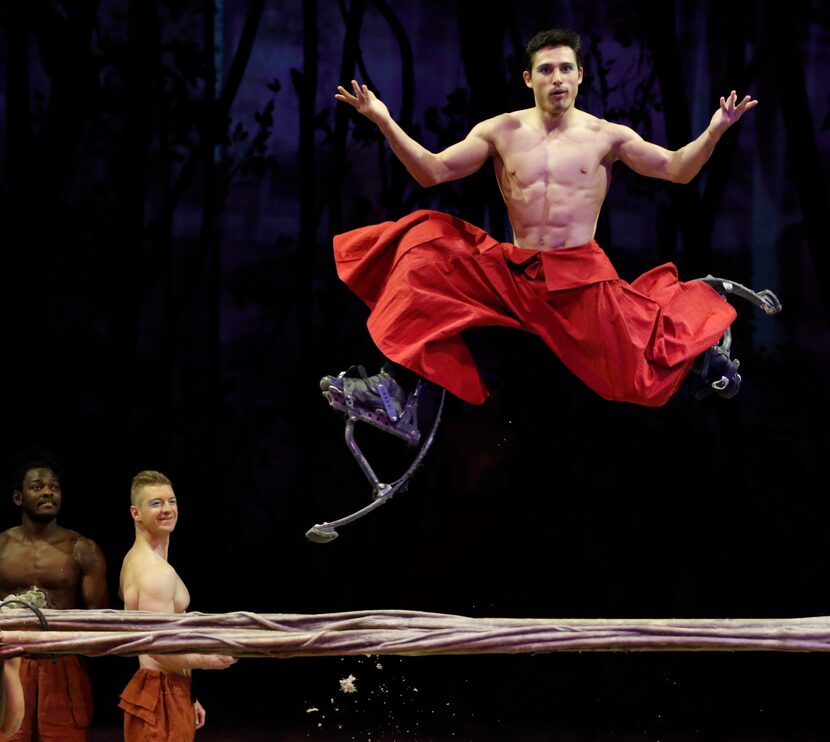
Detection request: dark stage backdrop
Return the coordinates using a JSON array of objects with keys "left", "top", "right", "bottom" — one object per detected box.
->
[{"left": 2, "top": 1, "right": 830, "bottom": 739}]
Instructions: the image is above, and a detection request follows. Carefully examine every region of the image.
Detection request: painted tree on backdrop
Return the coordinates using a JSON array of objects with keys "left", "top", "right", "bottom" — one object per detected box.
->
[{"left": 0, "top": 0, "right": 285, "bottom": 472}]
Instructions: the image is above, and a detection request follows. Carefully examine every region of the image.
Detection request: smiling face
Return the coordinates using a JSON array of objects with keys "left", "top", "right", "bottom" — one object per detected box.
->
[
  {"left": 13, "top": 467, "right": 62, "bottom": 523},
  {"left": 131, "top": 483, "right": 178, "bottom": 536},
  {"left": 523, "top": 45, "right": 583, "bottom": 117}
]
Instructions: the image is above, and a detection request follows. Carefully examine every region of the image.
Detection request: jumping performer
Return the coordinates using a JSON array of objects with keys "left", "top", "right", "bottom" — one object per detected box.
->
[{"left": 313, "top": 28, "right": 778, "bottom": 540}]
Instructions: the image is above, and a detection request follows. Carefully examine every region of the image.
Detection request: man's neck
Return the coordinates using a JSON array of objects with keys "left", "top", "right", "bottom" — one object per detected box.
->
[
  {"left": 536, "top": 105, "right": 578, "bottom": 133},
  {"left": 20, "top": 515, "right": 59, "bottom": 541},
  {"left": 135, "top": 527, "right": 170, "bottom": 561}
]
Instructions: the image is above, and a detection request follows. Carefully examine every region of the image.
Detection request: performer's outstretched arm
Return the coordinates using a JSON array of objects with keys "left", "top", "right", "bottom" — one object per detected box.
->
[
  {"left": 336, "top": 80, "right": 493, "bottom": 187},
  {"left": 615, "top": 90, "right": 758, "bottom": 184}
]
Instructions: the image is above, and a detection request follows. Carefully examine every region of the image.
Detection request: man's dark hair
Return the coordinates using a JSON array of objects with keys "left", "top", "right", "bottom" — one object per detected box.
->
[
  {"left": 12, "top": 455, "right": 63, "bottom": 492},
  {"left": 524, "top": 28, "right": 582, "bottom": 72}
]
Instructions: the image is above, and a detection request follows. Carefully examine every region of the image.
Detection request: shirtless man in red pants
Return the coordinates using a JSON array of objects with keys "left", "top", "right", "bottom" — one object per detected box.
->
[
  {"left": 0, "top": 457, "right": 108, "bottom": 742},
  {"left": 322, "top": 28, "right": 760, "bottom": 414},
  {"left": 118, "top": 470, "right": 236, "bottom": 741}
]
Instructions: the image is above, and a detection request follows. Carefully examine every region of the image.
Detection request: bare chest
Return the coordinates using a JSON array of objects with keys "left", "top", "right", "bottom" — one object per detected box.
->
[
  {"left": 0, "top": 538, "right": 81, "bottom": 596},
  {"left": 497, "top": 129, "right": 611, "bottom": 190}
]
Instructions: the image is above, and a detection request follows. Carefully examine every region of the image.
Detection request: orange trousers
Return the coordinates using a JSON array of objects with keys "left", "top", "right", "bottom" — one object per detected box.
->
[
  {"left": 6, "top": 655, "right": 93, "bottom": 742},
  {"left": 334, "top": 210, "right": 736, "bottom": 406},
  {"left": 119, "top": 669, "right": 195, "bottom": 742}
]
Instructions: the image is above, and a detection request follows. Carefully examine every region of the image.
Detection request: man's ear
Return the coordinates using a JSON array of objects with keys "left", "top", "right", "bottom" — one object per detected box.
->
[
  {"left": 578, "top": 66, "right": 584, "bottom": 84},
  {"left": 130, "top": 505, "right": 141, "bottom": 523},
  {"left": 523, "top": 70, "right": 532, "bottom": 88},
  {"left": 12, "top": 490, "right": 22, "bottom": 507}
]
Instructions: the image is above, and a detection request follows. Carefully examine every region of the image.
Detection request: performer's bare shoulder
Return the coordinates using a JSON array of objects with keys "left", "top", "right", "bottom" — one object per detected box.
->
[
  {"left": 0, "top": 528, "right": 12, "bottom": 557},
  {"left": 485, "top": 106, "right": 621, "bottom": 161}
]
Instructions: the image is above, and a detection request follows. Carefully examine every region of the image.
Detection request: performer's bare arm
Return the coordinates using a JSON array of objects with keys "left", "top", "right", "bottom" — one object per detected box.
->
[
  {"left": 335, "top": 80, "right": 494, "bottom": 187},
  {"left": 75, "top": 537, "right": 109, "bottom": 610},
  {"left": 134, "top": 566, "right": 236, "bottom": 673},
  {"left": 615, "top": 90, "right": 757, "bottom": 183},
  {"left": 0, "top": 650, "right": 23, "bottom": 740}
]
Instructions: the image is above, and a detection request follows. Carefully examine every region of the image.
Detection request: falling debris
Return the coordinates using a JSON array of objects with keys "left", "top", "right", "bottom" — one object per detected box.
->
[
  {"left": 339, "top": 674, "right": 357, "bottom": 694},
  {"left": 305, "top": 656, "right": 436, "bottom": 737},
  {"left": 305, "top": 707, "right": 319, "bottom": 714}
]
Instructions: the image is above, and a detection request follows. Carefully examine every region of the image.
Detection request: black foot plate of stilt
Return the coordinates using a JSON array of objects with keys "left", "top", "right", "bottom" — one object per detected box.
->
[{"left": 697, "top": 275, "right": 782, "bottom": 315}]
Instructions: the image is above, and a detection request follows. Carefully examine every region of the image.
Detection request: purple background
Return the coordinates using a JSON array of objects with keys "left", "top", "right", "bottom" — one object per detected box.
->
[{"left": 2, "top": 0, "right": 830, "bottom": 738}]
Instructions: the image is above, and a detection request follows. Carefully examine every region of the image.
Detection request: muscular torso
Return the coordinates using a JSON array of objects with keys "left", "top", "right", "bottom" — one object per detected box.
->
[
  {"left": 0, "top": 526, "right": 94, "bottom": 609},
  {"left": 120, "top": 544, "right": 191, "bottom": 671},
  {"left": 489, "top": 108, "right": 618, "bottom": 249}
]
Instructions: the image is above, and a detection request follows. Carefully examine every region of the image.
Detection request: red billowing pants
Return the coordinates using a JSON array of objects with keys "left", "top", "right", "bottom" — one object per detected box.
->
[
  {"left": 119, "top": 669, "right": 195, "bottom": 742},
  {"left": 6, "top": 655, "right": 93, "bottom": 742},
  {"left": 334, "top": 210, "right": 736, "bottom": 407}
]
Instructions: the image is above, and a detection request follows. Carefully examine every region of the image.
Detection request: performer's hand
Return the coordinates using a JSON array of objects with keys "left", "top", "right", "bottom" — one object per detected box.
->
[
  {"left": 709, "top": 90, "right": 758, "bottom": 135},
  {"left": 200, "top": 653, "right": 237, "bottom": 670},
  {"left": 194, "top": 700, "right": 206, "bottom": 730},
  {"left": 335, "top": 80, "right": 390, "bottom": 124}
]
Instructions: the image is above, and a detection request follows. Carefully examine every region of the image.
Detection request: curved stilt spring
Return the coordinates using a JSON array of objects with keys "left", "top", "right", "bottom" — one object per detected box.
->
[{"left": 308, "top": 382, "right": 446, "bottom": 543}]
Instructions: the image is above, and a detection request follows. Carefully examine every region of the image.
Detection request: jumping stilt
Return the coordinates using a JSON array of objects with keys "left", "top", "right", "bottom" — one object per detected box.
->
[
  {"left": 310, "top": 369, "right": 445, "bottom": 543},
  {"left": 691, "top": 276, "right": 782, "bottom": 399}
]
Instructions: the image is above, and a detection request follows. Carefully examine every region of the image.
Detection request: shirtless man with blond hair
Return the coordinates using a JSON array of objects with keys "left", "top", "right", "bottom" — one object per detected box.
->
[
  {"left": 118, "top": 470, "right": 235, "bottom": 741},
  {"left": 321, "top": 27, "right": 758, "bottom": 414},
  {"left": 0, "top": 457, "right": 108, "bottom": 741}
]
